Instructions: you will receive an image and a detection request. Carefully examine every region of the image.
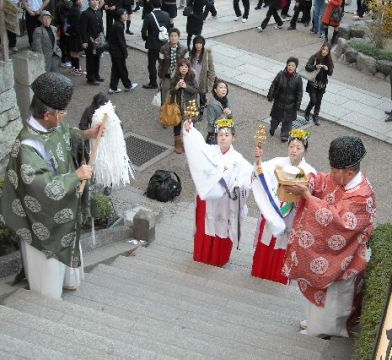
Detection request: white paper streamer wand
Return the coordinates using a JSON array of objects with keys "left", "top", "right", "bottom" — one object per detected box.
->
[{"left": 78, "top": 113, "right": 108, "bottom": 195}]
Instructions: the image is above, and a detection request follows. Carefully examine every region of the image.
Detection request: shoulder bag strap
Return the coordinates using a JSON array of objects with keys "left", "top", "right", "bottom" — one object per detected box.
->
[
  {"left": 151, "top": 11, "right": 161, "bottom": 31},
  {"left": 171, "top": 171, "right": 181, "bottom": 186}
]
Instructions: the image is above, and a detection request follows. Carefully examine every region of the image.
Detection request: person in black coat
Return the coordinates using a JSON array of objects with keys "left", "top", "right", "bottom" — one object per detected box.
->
[
  {"left": 67, "top": 0, "right": 84, "bottom": 75},
  {"left": 141, "top": 0, "right": 170, "bottom": 89},
  {"left": 185, "top": 0, "right": 208, "bottom": 51},
  {"left": 267, "top": 57, "right": 303, "bottom": 143},
  {"left": 104, "top": 0, "right": 119, "bottom": 37},
  {"left": 80, "top": 0, "right": 105, "bottom": 85},
  {"left": 108, "top": 8, "right": 138, "bottom": 93},
  {"left": 304, "top": 43, "right": 334, "bottom": 126}
]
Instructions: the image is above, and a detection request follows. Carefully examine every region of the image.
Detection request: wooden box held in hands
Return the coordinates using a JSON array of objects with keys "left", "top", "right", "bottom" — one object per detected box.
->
[{"left": 274, "top": 166, "right": 309, "bottom": 202}]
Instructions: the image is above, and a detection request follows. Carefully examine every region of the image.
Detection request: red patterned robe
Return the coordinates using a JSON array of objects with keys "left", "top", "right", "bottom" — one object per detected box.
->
[{"left": 283, "top": 171, "right": 376, "bottom": 335}]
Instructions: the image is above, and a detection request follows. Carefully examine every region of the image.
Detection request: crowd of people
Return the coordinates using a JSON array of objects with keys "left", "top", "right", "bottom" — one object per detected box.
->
[{"left": 0, "top": 0, "right": 382, "bottom": 345}]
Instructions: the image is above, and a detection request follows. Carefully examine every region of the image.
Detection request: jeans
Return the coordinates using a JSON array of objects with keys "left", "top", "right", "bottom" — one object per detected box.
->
[{"left": 312, "top": 0, "right": 326, "bottom": 34}]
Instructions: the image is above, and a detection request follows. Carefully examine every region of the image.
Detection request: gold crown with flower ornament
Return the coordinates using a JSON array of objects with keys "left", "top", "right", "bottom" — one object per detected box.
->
[
  {"left": 214, "top": 118, "right": 235, "bottom": 133},
  {"left": 288, "top": 129, "right": 310, "bottom": 146}
]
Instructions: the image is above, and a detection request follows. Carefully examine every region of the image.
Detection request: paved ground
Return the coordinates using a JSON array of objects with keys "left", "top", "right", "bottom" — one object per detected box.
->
[
  {"left": 9, "top": 0, "right": 391, "bottom": 222},
  {"left": 2, "top": 3, "right": 391, "bottom": 356}
]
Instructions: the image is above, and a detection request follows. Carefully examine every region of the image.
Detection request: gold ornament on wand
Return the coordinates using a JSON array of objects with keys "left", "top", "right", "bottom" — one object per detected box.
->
[
  {"left": 184, "top": 100, "right": 199, "bottom": 123},
  {"left": 253, "top": 125, "right": 267, "bottom": 149},
  {"left": 253, "top": 125, "right": 267, "bottom": 172}
]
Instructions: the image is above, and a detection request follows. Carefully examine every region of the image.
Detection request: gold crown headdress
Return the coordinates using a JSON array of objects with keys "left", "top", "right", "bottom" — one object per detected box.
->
[
  {"left": 288, "top": 129, "right": 310, "bottom": 145},
  {"left": 214, "top": 118, "right": 235, "bottom": 133}
]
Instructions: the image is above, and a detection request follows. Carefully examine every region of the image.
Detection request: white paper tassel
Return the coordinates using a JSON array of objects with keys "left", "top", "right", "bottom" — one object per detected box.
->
[{"left": 90, "top": 101, "right": 135, "bottom": 188}]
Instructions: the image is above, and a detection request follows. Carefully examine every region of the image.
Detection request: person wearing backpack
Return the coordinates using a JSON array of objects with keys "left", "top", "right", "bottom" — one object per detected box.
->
[
  {"left": 183, "top": 118, "right": 253, "bottom": 267},
  {"left": 141, "top": 0, "right": 170, "bottom": 89}
]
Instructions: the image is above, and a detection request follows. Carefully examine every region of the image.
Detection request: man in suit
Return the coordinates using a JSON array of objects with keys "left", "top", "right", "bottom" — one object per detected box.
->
[
  {"left": 108, "top": 8, "right": 138, "bottom": 93},
  {"left": 32, "top": 11, "right": 62, "bottom": 72},
  {"left": 141, "top": 0, "right": 170, "bottom": 89},
  {"left": 80, "top": 0, "right": 105, "bottom": 85}
]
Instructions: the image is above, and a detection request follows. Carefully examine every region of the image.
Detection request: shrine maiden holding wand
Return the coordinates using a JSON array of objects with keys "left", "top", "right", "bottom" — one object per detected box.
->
[
  {"left": 251, "top": 129, "right": 316, "bottom": 284},
  {"left": 183, "top": 113, "right": 253, "bottom": 268}
]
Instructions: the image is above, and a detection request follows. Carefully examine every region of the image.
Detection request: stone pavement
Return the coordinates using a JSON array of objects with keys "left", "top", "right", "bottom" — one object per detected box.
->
[{"left": 125, "top": 0, "right": 392, "bottom": 144}]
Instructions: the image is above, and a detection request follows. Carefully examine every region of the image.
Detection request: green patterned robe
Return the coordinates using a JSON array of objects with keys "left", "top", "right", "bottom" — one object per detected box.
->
[{"left": 0, "top": 120, "right": 85, "bottom": 268}]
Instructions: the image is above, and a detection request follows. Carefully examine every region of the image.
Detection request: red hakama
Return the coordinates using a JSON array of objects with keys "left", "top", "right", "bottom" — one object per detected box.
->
[{"left": 193, "top": 196, "right": 233, "bottom": 267}]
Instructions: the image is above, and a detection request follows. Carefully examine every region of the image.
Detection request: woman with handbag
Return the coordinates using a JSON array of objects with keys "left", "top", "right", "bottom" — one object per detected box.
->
[
  {"left": 189, "top": 35, "right": 215, "bottom": 123},
  {"left": 267, "top": 57, "right": 303, "bottom": 143},
  {"left": 206, "top": 80, "right": 232, "bottom": 145},
  {"left": 169, "top": 58, "right": 199, "bottom": 154},
  {"left": 303, "top": 43, "right": 334, "bottom": 126},
  {"left": 322, "top": 0, "right": 342, "bottom": 44}
]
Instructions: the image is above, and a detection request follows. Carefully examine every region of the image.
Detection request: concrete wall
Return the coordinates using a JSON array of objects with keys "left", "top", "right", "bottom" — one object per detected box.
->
[{"left": 0, "top": 51, "right": 45, "bottom": 177}]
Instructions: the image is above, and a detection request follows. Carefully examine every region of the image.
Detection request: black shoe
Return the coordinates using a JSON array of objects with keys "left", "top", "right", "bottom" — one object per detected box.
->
[
  {"left": 304, "top": 113, "right": 310, "bottom": 122},
  {"left": 287, "top": 26, "right": 296, "bottom": 30},
  {"left": 281, "top": 138, "right": 288, "bottom": 143},
  {"left": 281, "top": 14, "right": 286, "bottom": 19},
  {"left": 313, "top": 116, "right": 320, "bottom": 126},
  {"left": 126, "top": 30, "right": 134, "bottom": 35},
  {"left": 385, "top": 116, "right": 392, "bottom": 122},
  {"left": 95, "top": 77, "right": 105, "bottom": 82},
  {"left": 87, "top": 80, "right": 100, "bottom": 86},
  {"left": 284, "top": 13, "right": 292, "bottom": 17},
  {"left": 143, "top": 83, "right": 158, "bottom": 89},
  {"left": 304, "top": 22, "right": 309, "bottom": 27},
  {"left": 255, "top": 5, "right": 261, "bottom": 9},
  {"left": 385, "top": 110, "right": 392, "bottom": 115},
  {"left": 269, "top": 129, "right": 274, "bottom": 136},
  {"left": 134, "top": 5, "right": 140, "bottom": 11},
  {"left": 263, "top": 3, "right": 268, "bottom": 7}
]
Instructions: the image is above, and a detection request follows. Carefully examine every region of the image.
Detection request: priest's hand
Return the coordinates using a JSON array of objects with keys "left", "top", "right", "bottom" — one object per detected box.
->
[
  {"left": 76, "top": 165, "right": 93, "bottom": 181},
  {"left": 84, "top": 123, "right": 104, "bottom": 139},
  {"left": 283, "top": 184, "right": 311, "bottom": 201}
]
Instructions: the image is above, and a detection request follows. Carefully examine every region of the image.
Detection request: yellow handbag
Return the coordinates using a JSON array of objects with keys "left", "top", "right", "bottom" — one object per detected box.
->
[{"left": 159, "top": 93, "right": 182, "bottom": 127}]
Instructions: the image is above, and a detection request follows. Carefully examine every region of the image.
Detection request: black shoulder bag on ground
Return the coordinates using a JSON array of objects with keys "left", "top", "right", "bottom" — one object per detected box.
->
[{"left": 146, "top": 170, "right": 182, "bottom": 202}]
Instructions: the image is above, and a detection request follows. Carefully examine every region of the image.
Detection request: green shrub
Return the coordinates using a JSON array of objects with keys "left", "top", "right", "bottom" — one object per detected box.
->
[
  {"left": 82, "top": 192, "right": 118, "bottom": 228},
  {"left": 347, "top": 40, "right": 392, "bottom": 61},
  {"left": 353, "top": 223, "right": 392, "bottom": 360},
  {"left": 0, "top": 178, "right": 18, "bottom": 256}
]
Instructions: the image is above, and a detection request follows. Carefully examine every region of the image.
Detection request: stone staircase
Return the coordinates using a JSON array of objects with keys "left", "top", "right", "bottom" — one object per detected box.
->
[{"left": 0, "top": 201, "right": 333, "bottom": 359}]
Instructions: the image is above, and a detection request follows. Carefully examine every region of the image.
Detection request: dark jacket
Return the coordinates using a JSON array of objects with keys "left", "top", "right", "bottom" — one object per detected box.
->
[
  {"left": 158, "top": 42, "right": 189, "bottom": 79},
  {"left": 141, "top": 9, "right": 170, "bottom": 50},
  {"left": 305, "top": 53, "right": 333, "bottom": 91},
  {"left": 80, "top": 6, "right": 104, "bottom": 44},
  {"left": 186, "top": 0, "right": 208, "bottom": 36},
  {"left": 268, "top": 70, "right": 303, "bottom": 123},
  {"left": 108, "top": 20, "right": 127, "bottom": 58},
  {"left": 104, "top": 0, "right": 118, "bottom": 15}
]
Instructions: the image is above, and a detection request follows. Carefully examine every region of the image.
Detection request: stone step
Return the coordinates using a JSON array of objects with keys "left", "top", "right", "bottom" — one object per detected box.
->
[
  {"left": 3, "top": 291, "right": 206, "bottom": 360},
  {"left": 63, "top": 281, "right": 281, "bottom": 360},
  {"left": 89, "top": 264, "right": 326, "bottom": 355},
  {"left": 115, "top": 250, "right": 302, "bottom": 304},
  {"left": 63, "top": 277, "right": 326, "bottom": 359},
  {"left": 0, "top": 332, "right": 73, "bottom": 359},
  {"left": 93, "top": 261, "right": 303, "bottom": 325},
  {"left": 0, "top": 304, "right": 162, "bottom": 359},
  {"left": 105, "top": 258, "right": 304, "bottom": 318}
]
